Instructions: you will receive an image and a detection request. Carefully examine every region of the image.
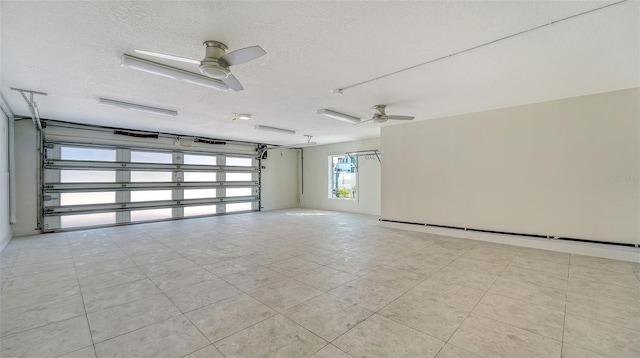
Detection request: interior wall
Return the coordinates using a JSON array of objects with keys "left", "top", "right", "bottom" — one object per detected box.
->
[
  {"left": 260, "top": 148, "right": 298, "bottom": 211},
  {"left": 13, "top": 119, "right": 39, "bottom": 237},
  {"left": 0, "top": 110, "right": 11, "bottom": 251},
  {"left": 382, "top": 88, "right": 640, "bottom": 245},
  {"left": 299, "top": 138, "right": 381, "bottom": 215}
]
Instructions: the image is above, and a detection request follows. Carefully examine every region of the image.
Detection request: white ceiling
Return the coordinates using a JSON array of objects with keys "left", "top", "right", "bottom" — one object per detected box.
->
[{"left": 1, "top": 1, "right": 638, "bottom": 146}]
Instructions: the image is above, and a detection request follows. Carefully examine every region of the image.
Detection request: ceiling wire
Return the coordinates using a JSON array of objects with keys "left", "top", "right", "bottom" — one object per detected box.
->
[{"left": 333, "top": 0, "right": 629, "bottom": 94}]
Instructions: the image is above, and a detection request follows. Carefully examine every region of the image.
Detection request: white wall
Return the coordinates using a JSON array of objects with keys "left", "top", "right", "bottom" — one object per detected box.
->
[
  {"left": 299, "top": 138, "right": 381, "bottom": 215},
  {"left": 260, "top": 148, "right": 298, "bottom": 210},
  {"left": 0, "top": 110, "right": 11, "bottom": 251},
  {"left": 13, "top": 119, "right": 39, "bottom": 237},
  {"left": 382, "top": 88, "right": 640, "bottom": 245}
]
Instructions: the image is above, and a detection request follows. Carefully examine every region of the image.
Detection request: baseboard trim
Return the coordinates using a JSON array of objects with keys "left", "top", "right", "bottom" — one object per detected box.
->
[{"left": 381, "top": 220, "right": 640, "bottom": 263}]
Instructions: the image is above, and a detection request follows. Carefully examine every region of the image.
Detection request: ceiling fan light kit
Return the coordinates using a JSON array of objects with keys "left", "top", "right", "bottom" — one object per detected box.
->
[
  {"left": 254, "top": 125, "right": 296, "bottom": 135},
  {"left": 316, "top": 109, "right": 361, "bottom": 124},
  {"left": 98, "top": 98, "right": 177, "bottom": 116},
  {"left": 121, "top": 55, "right": 228, "bottom": 91}
]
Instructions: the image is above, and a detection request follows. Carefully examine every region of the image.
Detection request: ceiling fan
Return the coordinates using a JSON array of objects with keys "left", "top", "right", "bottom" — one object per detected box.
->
[
  {"left": 134, "top": 41, "right": 266, "bottom": 91},
  {"left": 357, "top": 105, "right": 415, "bottom": 125}
]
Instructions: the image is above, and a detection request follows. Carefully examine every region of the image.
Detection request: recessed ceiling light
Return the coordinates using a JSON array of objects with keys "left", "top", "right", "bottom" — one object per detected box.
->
[{"left": 233, "top": 113, "right": 252, "bottom": 121}]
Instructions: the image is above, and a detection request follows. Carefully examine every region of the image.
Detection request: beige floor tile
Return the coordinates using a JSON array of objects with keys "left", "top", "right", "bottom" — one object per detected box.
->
[
  {"left": 0, "top": 316, "right": 92, "bottom": 358},
  {"left": 73, "top": 250, "right": 127, "bottom": 266},
  {"left": 561, "top": 343, "right": 610, "bottom": 358},
  {"left": 515, "top": 248, "right": 570, "bottom": 265},
  {"left": 2, "top": 267, "right": 77, "bottom": 292},
  {"left": 139, "top": 257, "right": 198, "bottom": 276},
  {"left": 0, "top": 278, "right": 80, "bottom": 311},
  {"left": 567, "top": 276, "right": 639, "bottom": 306},
  {"left": 563, "top": 314, "right": 640, "bottom": 357},
  {"left": 57, "top": 346, "right": 96, "bottom": 358},
  {"left": 75, "top": 257, "right": 137, "bottom": 279},
  {"left": 186, "top": 293, "right": 276, "bottom": 342},
  {"left": 87, "top": 293, "right": 181, "bottom": 343},
  {"left": 183, "top": 344, "right": 225, "bottom": 358},
  {"left": 129, "top": 250, "right": 182, "bottom": 266},
  {"left": 3, "top": 258, "right": 75, "bottom": 278},
  {"left": 360, "top": 265, "right": 427, "bottom": 291},
  {"left": 435, "top": 344, "right": 480, "bottom": 358},
  {"left": 510, "top": 256, "right": 569, "bottom": 276},
  {"left": 333, "top": 314, "right": 444, "bottom": 358},
  {"left": 431, "top": 266, "right": 497, "bottom": 291},
  {"left": 501, "top": 265, "right": 568, "bottom": 290},
  {"left": 449, "top": 256, "right": 509, "bottom": 275},
  {"left": 283, "top": 294, "right": 372, "bottom": 341},
  {"left": 202, "top": 257, "right": 259, "bottom": 277},
  {"left": 292, "top": 266, "right": 358, "bottom": 291},
  {"left": 248, "top": 278, "right": 323, "bottom": 312},
  {"left": 0, "top": 293, "right": 85, "bottom": 337},
  {"left": 329, "top": 278, "right": 404, "bottom": 311},
  {"left": 266, "top": 257, "right": 322, "bottom": 277},
  {"left": 449, "top": 315, "right": 561, "bottom": 358},
  {"left": 222, "top": 266, "right": 288, "bottom": 291},
  {"left": 387, "top": 257, "right": 446, "bottom": 276},
  {"left": 94, "top": 315, "right": 209, "bottom": 358},
  {"left": 472, "top": 293, "right": 564, "bottom": 340},
  {"left": 215, "top": 314, "right": 326, "bottom": 358},
  {"left": 149, "top": 266, "right": 218, "bottom": 292},
  {"left": 78, "top": 267, "right": 146, "bottom": 292},
  {"left": 82, "top": 278, "right": 161, "bottom": 313},
  {"left": 571, "top": 255, "right": 635, "bottom": 274},
  {"left": 566, "top": 292, "right": 640, "bottom": 331},
  {"left": 489, "top": 277, "right": 566, "bottom": 312},
  {"left": 166, "top": 278, "right": 241, "bottom": 312},
  {"left": 410, "top": 277, "right": 485, "bottom": 311},
  {"left": 310, "top": 344, "right": 353, "bottom": 358},
  {"left": 379, "top": 293, "right": 468, "bottom": 341},
  {"left": 569, "top": 265, "right": 640, "bottom": 288}
]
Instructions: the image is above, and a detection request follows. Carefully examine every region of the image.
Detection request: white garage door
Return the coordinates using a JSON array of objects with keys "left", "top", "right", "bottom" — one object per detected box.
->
[{"left": 41, "top": 121, "right": 261, "bottom": 232}]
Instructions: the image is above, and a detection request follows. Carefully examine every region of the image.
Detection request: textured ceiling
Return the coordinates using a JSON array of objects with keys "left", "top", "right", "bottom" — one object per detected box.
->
[{"left": 1, "top": 1, "right": 638, "bottom": 146}]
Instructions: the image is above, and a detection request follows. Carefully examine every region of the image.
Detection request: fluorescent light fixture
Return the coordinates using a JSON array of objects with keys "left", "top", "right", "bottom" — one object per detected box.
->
[
  {"left": 317, "top": 109, "right": 360, "bottom": 124},
  {"left": 99, "top": 98, "right": 177, "bottom": 116},
  {"left": 121, "top": 55, "right": 228, "bottom": 91},
  {"left": 254, "top": 125, "right": 296, "bottom": 135}
]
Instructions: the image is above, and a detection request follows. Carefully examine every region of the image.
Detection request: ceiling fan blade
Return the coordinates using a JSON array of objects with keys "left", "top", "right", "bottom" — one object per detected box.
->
[
  {"left": 220, "top": 45, "right": 266, "bottom": 66},
  {"left": 386, "top": 115, "right": 415, "bottom": 121},
  {"left": 354, "top": 118, "right": 373, "bottom": 126},
  {"left": 135, "top": 49, "right": 200, "bottom": 65},
  {"left": 222, "top": 73, "right": 244, "bottom": 91}
]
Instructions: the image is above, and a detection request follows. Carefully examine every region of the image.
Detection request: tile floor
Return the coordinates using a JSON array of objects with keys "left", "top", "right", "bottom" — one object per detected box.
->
[{"left": 0, "top": 209, "right": 639, "bottom": 358}]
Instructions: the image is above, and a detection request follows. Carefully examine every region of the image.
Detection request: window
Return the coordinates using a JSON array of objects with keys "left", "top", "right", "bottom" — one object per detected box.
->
[
  {"left": 60, "top": 192, "right": 115, "bottom": 205},
  {"left": 61, "top": 147, "right": 115, "bottom": 162},
  {"left": 184, "top": 154, "right": 216, "bottom": 165},
  {"left": 130, "top": 171, "right": 173, "bottom": 182},
  {"left": 61, "top": 170, "right": 116, "bottom": 183},
  {"left": 131, "top": 151, "right": 172, "bottom": 163},
  {"left": 329, "top": 155, "right": 357, "bottom": 199},
  {"left": 226, "top": 157, "right": 252, "bottom": 166},
  {"left": 131, "top": 190, "right": 172, "bottom": 202},
  {"left": 183, "top": 172, "right": 216, "bottom": 182},
  {"left": 226, "top": 172, "right": 252, "bottom": 181}
]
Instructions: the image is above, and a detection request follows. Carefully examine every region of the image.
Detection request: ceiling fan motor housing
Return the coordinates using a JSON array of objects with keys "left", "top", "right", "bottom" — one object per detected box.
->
[{"left": 199, "top": 41, "right": 230, "bottom": 78}]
